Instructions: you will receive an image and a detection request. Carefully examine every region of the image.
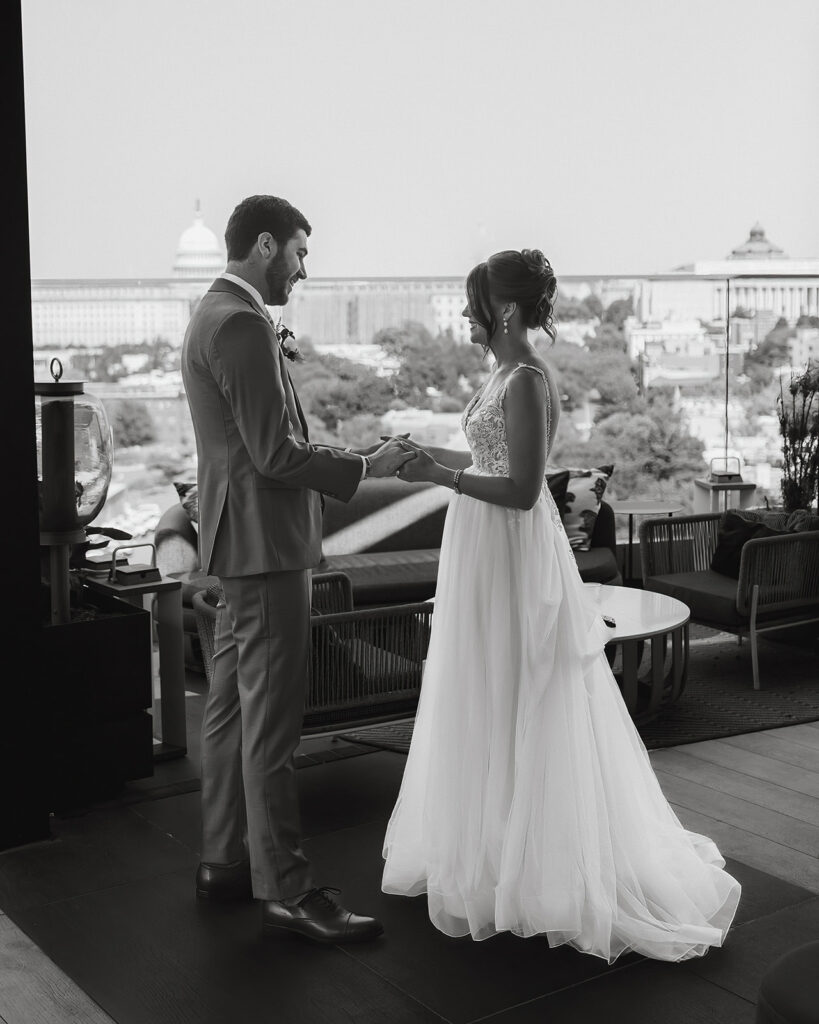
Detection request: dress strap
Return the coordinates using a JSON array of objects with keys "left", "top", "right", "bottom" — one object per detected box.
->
[{"left": 497, "top": 362, "right": 550, "bottom": 401}]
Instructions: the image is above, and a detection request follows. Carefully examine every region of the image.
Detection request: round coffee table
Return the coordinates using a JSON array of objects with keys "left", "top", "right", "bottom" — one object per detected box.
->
[{"left": 584, "top": 583, "right": 690, "bottom": 724}]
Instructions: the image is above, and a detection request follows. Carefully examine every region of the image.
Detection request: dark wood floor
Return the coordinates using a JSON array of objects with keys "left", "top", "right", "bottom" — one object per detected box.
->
[{"left": 2, "top": 669, "right": 819, "bottom": 1023}]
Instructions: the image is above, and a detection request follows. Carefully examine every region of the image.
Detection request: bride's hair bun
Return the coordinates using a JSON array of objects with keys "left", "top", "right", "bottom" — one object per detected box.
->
[
  {"left": 520, "top": 248, "right": 552, "bottom": 280},
  {"left": 467, "top": 248, "right": 559, "bottom": 344}
]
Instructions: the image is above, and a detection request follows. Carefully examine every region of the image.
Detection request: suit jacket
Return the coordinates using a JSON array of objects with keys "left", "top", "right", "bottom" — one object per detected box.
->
[{"left": 181, "top": 278, "right": 362, "bottom": 576}]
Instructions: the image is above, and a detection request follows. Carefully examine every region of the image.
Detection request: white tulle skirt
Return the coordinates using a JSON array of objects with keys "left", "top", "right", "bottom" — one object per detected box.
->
[{"left": 381, "top": 486, "right": 741, "bottom": 963}]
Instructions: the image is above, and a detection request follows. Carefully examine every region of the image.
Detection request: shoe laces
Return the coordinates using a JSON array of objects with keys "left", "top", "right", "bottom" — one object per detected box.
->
[{"left": 299, "top": 886, "right": 341, "bottom": 910}]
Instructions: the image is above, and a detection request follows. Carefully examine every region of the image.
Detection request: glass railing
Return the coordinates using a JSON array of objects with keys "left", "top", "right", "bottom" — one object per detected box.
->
[{"left": 30, "top": 270, "right": 818, "bottom": 555}]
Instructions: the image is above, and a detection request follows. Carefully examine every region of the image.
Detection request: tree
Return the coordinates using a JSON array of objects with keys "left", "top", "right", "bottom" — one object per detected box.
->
[
  {"left": 551, "top": 402, "right": 705, "bottom": 501},
  {"left": 375, "top": 321, "right": 484, "bottom": 407},
  {"left": 602, "top": 297, "right": 634, "bottom": 330},
  {"left": 107, "top": 399, "right": 156, "bottom": 447},
  {"left": 745, "top": 324, "right": 794, "bottom": 370},
  {"left": 590, "top": 350, "right": 639, "bottom": 412},
  {"left": 586, "top": 322, "right": 627, "bottom": 354},
  {"left": 554, "top": 294, "right": 602, "bottom": 322},
  {"left": 538, "top": 340, "right": 593, "bottom": 411},
  {"left": 289, "top": 342, "right": 394, "bottom": 433}
]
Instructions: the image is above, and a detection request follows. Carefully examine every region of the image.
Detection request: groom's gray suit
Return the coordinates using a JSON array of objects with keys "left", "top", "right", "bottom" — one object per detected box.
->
[{"left": 181, "top": 276, "right": 363, "bottom": 899}]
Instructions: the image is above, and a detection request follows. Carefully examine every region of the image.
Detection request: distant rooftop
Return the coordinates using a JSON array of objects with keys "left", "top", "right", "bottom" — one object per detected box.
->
[{"left": 728, "top": 222, "right": 786, "bottom": 260}]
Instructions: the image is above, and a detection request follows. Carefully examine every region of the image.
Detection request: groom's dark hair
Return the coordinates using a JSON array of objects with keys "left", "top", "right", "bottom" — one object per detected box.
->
[{"left": 225, "top": 195, "right": 312, "bottom": 260}]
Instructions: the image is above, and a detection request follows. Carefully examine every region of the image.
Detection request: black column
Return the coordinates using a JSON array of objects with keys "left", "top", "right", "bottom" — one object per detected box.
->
[{"left": 0, "top": 0, "right": 51, "bottom": 849}]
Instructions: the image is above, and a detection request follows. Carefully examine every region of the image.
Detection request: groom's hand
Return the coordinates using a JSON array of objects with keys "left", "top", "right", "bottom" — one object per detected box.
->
[
  {"left": 354, "top": 433, "right": 410, "bottom": 457},
  {"left": 368, "top": 438, "right": 417, "bottom": 478}
]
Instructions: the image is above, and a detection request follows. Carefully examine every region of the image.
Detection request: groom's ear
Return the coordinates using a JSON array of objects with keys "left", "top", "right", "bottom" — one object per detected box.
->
[{"left": 256, "top": 232, "right": 278, "bottom": 261}]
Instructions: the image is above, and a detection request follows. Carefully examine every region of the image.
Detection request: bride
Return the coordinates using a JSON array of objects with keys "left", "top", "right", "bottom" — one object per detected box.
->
[{"left": 380, "top": 249, "right": 740, "bottom": 963}]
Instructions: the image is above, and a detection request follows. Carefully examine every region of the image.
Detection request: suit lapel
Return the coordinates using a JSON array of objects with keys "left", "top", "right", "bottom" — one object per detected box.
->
[
  {"left": 287, "top": 367, "right": 311, "bottom": 442},
  {"left": 211, "top": 277, "right": 312, "bottom": 443},
  {"left": 274, "top": 343, "right": 310, "bottom": 442}
]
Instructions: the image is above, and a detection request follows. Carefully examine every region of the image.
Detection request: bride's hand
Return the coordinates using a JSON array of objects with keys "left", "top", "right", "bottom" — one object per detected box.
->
[{"left": 396, "top": 442, "right": 436, "bottom": 482}]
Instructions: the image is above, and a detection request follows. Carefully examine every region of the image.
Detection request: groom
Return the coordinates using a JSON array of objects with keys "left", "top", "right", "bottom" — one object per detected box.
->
[{"left": 181, "top": 194, "right": 411, "bottom": 944}]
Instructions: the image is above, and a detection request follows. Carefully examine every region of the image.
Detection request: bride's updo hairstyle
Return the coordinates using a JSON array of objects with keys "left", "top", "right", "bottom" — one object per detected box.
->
[{"left": 466, "top": 249, "right": 558, "bottom": 344}]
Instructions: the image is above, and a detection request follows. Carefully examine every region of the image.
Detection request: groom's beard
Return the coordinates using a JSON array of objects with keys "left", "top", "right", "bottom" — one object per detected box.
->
[{"left": 265, "top": 254, "right": 292, "bottom": 306}]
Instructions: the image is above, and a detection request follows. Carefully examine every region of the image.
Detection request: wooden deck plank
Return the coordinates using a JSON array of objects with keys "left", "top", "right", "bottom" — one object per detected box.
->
[
  {"left": 653, "top": 769, "right": 819, "bottom": 857},
  {"left": 756, "top": 723, "right": 819, "bottom": 751},
  {"left": 720, "top": 731, "right": 819, "bottom": 772},
  {"left": 667, "top": 804, "right": 819, "bottom": 894},
  {"left": 650, "top": 748, "right": 819, "bottom": 826},
  {"left": 656, "top": 738, "right": 819, "bottom": 800},
  {"left": 0, "top": 913, "right": 115, "bottom": 1024}
]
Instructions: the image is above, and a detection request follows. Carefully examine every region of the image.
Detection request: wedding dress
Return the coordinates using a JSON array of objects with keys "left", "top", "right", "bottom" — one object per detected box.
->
[{"left": 381, "top": 363, "right": 741, "bottom": 963}]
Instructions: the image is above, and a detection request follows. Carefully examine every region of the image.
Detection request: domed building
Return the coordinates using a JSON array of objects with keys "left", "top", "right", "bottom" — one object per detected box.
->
[
  {"left": 728, "top": 222, "right": 786, "bottom": 260},
  {"left": 173, "top": 201, "right": 225, "bottom": 279}
]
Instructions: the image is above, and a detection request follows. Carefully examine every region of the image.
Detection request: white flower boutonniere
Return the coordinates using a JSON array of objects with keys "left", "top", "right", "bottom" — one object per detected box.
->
[{"left": 277, "top": 324, "right": 305, "bottom": 363}]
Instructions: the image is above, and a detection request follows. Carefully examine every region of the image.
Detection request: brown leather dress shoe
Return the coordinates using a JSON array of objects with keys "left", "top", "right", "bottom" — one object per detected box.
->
[
  {"left": 196, "top": 860, "right": 253, "bottom": 901},
  {"left": 262, "top": 886, "right": 384, "bottom": 944}
]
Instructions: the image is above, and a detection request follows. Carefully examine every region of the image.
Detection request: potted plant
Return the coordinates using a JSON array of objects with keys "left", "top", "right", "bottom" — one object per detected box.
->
[{"left": 776, "top": 360, "right": 819, "bottom": 513}]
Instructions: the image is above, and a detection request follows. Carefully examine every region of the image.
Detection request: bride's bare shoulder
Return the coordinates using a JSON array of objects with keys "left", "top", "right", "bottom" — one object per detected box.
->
[{"left": 515, "top": 358, "right": 558, "bottom": 394}]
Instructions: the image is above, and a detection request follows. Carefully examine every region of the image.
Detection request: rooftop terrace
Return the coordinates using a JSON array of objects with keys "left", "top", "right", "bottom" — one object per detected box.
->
[{"left": 2, "top": 619, "right": 818, "bottom": 1024}]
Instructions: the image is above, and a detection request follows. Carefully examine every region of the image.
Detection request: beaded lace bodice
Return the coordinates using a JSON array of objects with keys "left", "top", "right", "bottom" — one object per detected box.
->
[
  {"left": 461, "top": 363, "right": 552, "bottom": 476},
  {"left": 461, "top": 363, "right": 560, "bottom": 525}
]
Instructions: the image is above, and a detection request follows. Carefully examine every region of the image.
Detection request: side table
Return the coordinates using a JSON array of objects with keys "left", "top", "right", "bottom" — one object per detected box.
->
[
  {"left": 79, "top": 572, "right": 187, "bottom": 761},
  {"left": 693, "top": 478, "right": 757, "bottom": 514},
  {"left": 609, "top": 500, "right": 682, "bottom": 585},
  {"left": 584, "top": 583, "right": 690, "bottom": 724}
]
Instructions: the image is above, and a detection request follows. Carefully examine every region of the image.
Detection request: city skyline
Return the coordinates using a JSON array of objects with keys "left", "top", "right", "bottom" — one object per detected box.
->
[{"left": 21, "top": 0, "right": 819, "bottom": 281}]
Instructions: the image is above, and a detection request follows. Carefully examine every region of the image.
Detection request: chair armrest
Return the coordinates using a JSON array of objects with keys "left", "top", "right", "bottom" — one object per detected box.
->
[
  {"left": 639, "top": 513, "right": 722, "bottom": 578},
  {"left": 737, "top": 531, "right": 819, "bottom": 615}
]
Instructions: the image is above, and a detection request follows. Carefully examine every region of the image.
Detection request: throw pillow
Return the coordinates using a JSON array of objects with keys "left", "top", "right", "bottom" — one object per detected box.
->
[
  {"left": 173, "top": 481, "right": 199, "bottom": 528},
  {"left": 710, "top": 510, "right": 788, "bottom": 579},
  {"left": 785, "top": 509, "right": 819, "bottom": 533},
  {"left": 554, "top": 464, "right": 613, "bottom": 551}
]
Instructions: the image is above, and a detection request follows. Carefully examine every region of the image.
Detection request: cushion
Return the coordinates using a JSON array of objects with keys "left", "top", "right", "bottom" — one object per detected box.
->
[
  {"left": 711, "top": 510, "right": 788, "bottom": 579},
  {"left": 785, "top": 509, "right": 819, "bottom": 532},
  {"left": 645, "top": 569, "right": 794, "bottom": 626},
  {"left": 322, "top": 550, "right": 440, "bottom": 606},
  {"left": 554, "top": 464, "right": 614, "bottom": 552},
  {"left": 173, "top": 480, "right": 199, "bottom": 527},
  {"left": 645, "top": 571, "right": 744, "bottom": 626},
  {"left": 573, "top": 545, "right": 620, "bottom": 584}
]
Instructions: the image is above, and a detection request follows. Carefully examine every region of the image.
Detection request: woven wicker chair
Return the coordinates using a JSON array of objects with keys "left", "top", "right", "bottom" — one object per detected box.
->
[
  {"left": 639, "top": 510, "right": 819, "bottom": 690},
  {"left": 192, "top": 571, "right": 433, "bottom": 733}
]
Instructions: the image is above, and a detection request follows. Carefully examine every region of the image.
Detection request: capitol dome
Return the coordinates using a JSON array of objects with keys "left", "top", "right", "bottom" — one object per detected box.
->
[
  {"left": 173, "top": 201, "right": 225, "bottom": 278},
  {"left": 728, "top": 222, "right": 786, "bottom": 260}
]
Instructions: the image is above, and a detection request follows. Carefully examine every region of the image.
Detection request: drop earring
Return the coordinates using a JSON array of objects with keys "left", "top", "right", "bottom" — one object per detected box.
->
[{"left": 503, "top": 318, "right": 509, "bottom": 335}]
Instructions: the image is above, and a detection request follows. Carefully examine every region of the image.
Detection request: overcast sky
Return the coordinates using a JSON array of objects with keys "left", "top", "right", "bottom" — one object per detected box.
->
[{"left": 21, "top": 0, "right": 819, "bottom": 280}]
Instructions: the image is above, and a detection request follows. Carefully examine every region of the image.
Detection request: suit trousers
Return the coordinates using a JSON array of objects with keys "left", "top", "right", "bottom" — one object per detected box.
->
[{"left": 199, "top": 569, "right": 313, "bottom": 900}]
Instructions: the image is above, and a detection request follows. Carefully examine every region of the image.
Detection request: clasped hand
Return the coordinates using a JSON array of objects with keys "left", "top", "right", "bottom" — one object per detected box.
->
[
  {"left": 366, "top": 435, "right": 417, "bottom": 478},
  {"left": 379, "top": 436, "right": 436, "bottom": 482}
]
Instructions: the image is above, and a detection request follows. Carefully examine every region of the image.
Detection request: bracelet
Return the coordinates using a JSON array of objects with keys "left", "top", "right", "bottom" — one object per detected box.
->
[{"left": 453, "top": 468, "right": 464, "bottom": 494}]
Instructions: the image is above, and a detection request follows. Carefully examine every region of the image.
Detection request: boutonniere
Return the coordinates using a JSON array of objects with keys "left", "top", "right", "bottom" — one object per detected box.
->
[{"left": 276, "top": 322, "right": 305, "bottom": 363}]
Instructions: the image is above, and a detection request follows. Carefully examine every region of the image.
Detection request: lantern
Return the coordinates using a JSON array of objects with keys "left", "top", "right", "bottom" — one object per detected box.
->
[{"left": 35, "top": 358, "right": 114, "bottom": 624}]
